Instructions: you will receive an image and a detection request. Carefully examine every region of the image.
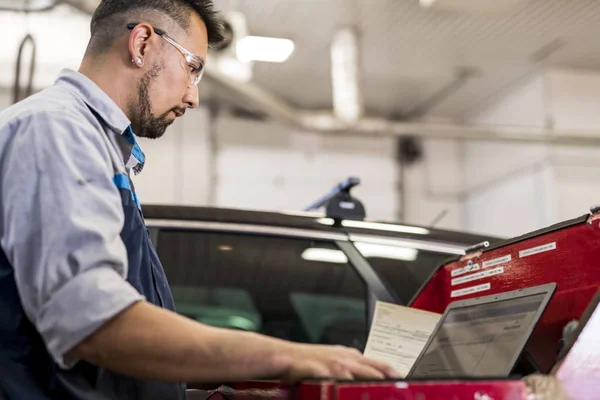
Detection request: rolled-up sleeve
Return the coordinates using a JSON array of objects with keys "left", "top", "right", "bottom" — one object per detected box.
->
[{"left": 0, "top": 109, "right": 144, "bottom": 368}]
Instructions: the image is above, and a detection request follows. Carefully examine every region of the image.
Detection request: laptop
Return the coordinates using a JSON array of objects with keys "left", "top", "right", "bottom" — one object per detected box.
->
[{"left": 405, "top": 282, "right": 557, "bottom": 379}]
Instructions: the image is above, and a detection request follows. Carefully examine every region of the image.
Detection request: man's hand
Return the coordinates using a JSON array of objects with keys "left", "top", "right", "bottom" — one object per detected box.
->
[{"left": 281, "top": 344, "right": 401, "bottom": 383}]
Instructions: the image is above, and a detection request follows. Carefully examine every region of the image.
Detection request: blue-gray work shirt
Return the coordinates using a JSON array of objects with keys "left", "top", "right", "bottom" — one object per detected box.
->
[{"left": 0, "top": 69, "right": 146, "bottom": 368}]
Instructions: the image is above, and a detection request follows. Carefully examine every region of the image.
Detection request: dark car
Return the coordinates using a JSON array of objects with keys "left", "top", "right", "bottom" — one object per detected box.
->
[{"left": 142, "top": 203, "right": 499, "bottom": 352}]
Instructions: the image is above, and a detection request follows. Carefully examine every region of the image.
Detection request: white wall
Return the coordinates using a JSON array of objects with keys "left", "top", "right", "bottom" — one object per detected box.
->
[
  {"left": 133, "top": 107, "right": 213, "bottom": 206},
  {"left": 214, "top": 116, "right": 400, "bottom": 221},
  {"left": 464, "top": 75, "right": 558, "bottom": 237},
  {"left": 546, "top": 69, "right": 600, "bottom": 221},
  {"left": 131, "top": 110, "right": 401, "bottom": 221},
  {"left": 0, "top": 91, "right": 10, "bottom": 110},
  {"left": 402, "top": 139, "right": 464, "bottom": 230},
  {"left": 463, "top": 68, "right": 600, "bottom": 237}
]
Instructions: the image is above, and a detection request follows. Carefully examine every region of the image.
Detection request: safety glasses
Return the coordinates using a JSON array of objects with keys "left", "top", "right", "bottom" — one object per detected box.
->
[{"left": 127, "top": 23, "right": 205, "bottom": 86}]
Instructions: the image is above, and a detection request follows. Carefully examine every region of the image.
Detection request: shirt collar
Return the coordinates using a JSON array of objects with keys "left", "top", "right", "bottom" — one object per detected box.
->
[{"left": 54, "top": 68, "right": 145, "bottom": 174}]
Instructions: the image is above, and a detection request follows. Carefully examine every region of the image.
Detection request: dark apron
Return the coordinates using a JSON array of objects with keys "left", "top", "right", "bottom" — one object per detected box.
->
[{"left": 0, "top": 179, "right": 185, "bottom": 400}]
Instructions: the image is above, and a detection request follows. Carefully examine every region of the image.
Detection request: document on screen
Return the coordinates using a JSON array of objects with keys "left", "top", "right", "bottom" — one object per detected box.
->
[{"left": 363, "top": 301, "right": 441, "bottom": 378}]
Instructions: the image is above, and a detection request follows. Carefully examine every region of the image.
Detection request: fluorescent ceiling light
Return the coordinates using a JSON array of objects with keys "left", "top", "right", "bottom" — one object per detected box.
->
[
  {"left": 354, "top": 243, "right": 418, "bottom": 262},
  {"left": 236, "top": 36, "right": 295, "bottom": 63},
  {"left": 301, "top": 248, "right": 348, "bottom": 264},
  {"left": 331, "top": 27, "right": 363, "bottom": 123},
  {"left": 315, "top": 218, "right": 430, "bottom": 235}
]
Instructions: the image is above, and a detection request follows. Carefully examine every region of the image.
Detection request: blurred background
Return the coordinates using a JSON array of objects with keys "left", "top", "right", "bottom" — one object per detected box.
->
[{"left": 3, "top": 0, "right": 600, "bottom": 238}]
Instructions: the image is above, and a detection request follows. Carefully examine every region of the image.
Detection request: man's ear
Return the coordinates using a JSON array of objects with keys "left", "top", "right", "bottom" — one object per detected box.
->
[{"left": 128, "top": 23, "right": 154, "bottom": 67}]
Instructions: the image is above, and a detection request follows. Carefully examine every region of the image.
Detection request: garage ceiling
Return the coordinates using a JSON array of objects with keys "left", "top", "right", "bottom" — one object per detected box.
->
[
  {"left": 3, "top": 0, "right": 600, "bottom": 121},
  {"left": 212, "top": 0, "right": 600, "bottom": 120}
]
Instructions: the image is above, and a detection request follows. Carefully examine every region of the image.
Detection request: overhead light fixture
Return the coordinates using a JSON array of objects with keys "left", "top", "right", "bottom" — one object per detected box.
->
[
  {"left": 331, "top": 27, "right": 364, "bottom": 123},
  {"left": 236, "top": 36, "right": 295, "bottom": 63},
  {"left": 301, "top": 248, "right": 348, "bottom": 264},
  {"left": 354, "top": 243, "right": 418, "bottom": 261},
  {"left": 315, "top": 218, "right": 430, "bottom": 235}
]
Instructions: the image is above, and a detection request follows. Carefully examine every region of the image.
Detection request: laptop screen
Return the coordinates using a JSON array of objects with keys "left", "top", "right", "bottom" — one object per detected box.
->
[{"left": 409, "top": 292, "right": 548, "bottom": 378}]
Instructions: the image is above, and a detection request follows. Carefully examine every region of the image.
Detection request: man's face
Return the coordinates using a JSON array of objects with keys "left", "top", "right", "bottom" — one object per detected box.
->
[{"left": 131, "top": 14, "right": 208, "bottom": 139}]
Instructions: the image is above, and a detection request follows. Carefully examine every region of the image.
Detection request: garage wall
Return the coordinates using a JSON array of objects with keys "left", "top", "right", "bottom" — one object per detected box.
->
[
  {"left": 463, "top": 69, "right": 600, "bottom": 237},
  {"left": 0, "top": 90, "right": 10, "bottom": 109},
  {"left": 546, "top": 69, "right": 600, "bottom": 222},
  {"left": 401, "top": 139, "right": 464, "bottom": 231},
  {"left": 133, "top": 110, "right": 401, "bottom": 221},
  {"left": 214, "top": 116, "right": 399, "bottom": 221},
  {"left": 133, "top": 107, "right": 213, "bottom": 206},
  {"left": 464, "top": 75, "right": 554, "bottom": 237}
]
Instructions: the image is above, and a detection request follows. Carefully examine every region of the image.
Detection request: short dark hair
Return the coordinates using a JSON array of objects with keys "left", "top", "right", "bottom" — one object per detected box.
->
[{"left": 87, "top": 0, "right": 224, "bottom": 55}]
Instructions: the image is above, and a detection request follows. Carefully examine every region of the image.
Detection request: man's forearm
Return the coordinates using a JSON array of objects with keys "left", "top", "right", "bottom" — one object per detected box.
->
[{"left": 68, "top": 301, "right": 295, "bottom": 383}]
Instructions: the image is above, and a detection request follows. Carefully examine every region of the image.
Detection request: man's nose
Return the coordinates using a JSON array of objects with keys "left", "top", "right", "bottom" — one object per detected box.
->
[{"left": 183, "top": 85, "right": 199, "bottom": 109}]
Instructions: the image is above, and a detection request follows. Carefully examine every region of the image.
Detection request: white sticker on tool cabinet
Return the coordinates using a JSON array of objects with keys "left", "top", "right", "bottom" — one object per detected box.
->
[
  {"left": 482, "top": 255, "right": 511, "bottom": 269},
  {"left": 519, "top": 242, "right": 556, "bottom": 258},
  {"left": 451, "top": 267, "right": 504, "bottom": 286},
  {"left": 451, "top": 283, "right": 491, "bottom": 298},
  {"left": 451, "top": 263, "right": 481, "bottom": 277}
]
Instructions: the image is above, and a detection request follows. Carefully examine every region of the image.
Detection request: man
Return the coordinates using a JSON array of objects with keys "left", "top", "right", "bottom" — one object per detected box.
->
[{"left": 0, "top": 1, "right": 399, "bottom": 399}]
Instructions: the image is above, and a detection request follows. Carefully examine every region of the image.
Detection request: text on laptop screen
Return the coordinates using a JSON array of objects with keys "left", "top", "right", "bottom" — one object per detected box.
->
[{"left": 410, "top": 293, "right": 547, "bottom": 378}]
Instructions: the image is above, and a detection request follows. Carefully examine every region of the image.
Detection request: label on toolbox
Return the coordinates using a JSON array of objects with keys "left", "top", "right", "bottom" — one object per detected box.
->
[
  {"left": 451, "top": 283, "right": 491, "bottom": 298},
  {"left": 482, "top": 255, "right": 511, "bottom": 268},
  {"left": 519, "top": 242, "right": 556, "bottom": 258},
  {"left": 451, "top": 263, "right": 481, "bottom": 277},
  {"left": 451, "top": 267, "right": 504, "bottom": 286}
]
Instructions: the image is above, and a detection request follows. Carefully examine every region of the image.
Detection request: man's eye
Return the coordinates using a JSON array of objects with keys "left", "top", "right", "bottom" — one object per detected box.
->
[{"left": 189, "top": 65, "right": 199, "bottom": 74}]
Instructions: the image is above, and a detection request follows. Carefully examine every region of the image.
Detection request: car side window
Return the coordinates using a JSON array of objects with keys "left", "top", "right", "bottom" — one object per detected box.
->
[
  {"left": 352, "top": 241, "right": 451, "bottom": 303},
  {"left": 156, "top": 229, "right": 369, "bottom": 350}
]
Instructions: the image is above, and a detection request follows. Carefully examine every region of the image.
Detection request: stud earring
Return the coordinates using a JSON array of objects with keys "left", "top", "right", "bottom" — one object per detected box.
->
[{"left": 136, "top": 57, "right": 143, "bottom": 65}]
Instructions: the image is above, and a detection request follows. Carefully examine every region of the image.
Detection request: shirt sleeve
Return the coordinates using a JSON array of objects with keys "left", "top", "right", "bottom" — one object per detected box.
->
[{"left": 0, "top": 108, "right": 145, "bottom": 369}]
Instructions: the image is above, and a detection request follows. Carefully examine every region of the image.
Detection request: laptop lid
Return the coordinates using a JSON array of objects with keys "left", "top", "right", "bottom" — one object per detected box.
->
[{"left": 406, "top": 282, "right": 557, "bottom": 379}]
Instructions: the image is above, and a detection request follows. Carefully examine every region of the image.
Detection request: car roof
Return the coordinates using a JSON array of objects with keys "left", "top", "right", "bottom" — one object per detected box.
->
[{"left": 141, "top": 204, "right": 500, "bottom": 246}]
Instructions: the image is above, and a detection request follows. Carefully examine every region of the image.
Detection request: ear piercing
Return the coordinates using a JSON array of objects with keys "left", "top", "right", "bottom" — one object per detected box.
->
[{"left": 132, "top": 57, "right": 143, "bottom": 66}]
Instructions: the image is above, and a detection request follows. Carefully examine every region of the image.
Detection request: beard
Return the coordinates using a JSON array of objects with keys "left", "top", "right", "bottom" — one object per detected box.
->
[{"left": 129, "top": 62, "right": 174, "bottom": 140}]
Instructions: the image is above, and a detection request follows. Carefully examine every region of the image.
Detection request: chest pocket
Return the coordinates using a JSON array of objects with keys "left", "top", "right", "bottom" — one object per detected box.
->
[{"left": 114, "top": 176, "right": 176, "bottom": 312}]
